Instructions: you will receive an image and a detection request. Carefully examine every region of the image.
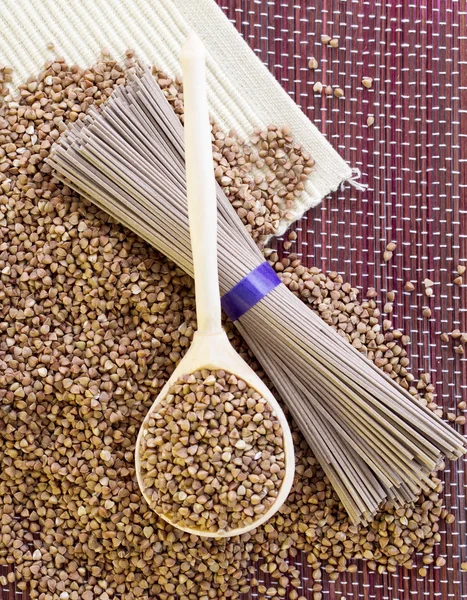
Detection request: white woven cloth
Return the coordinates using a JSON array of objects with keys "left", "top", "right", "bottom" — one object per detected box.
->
[{"left": 0, "top": 0, "right": 353, "bottom": 235}]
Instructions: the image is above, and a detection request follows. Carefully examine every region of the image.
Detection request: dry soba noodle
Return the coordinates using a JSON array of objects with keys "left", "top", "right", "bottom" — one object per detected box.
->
[{"left": 47, "top": 67, "right": 465, "bottom": 524}]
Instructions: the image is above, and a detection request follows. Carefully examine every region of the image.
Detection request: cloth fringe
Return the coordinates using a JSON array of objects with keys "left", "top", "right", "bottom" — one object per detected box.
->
[{"left": 341, "top": 168, "right": 367, "bottom": 192}]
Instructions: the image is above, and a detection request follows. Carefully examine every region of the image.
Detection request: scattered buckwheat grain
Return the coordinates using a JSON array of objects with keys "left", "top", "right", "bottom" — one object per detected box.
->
[
  {"left": 383, "top": 250, "right": 393, "bottom": 261},
  {"left": 0, "top": 53, "right": 458, "bottom": 600},
  {"left": 308, "top": 57, "right": 319, "bottom": 70}
]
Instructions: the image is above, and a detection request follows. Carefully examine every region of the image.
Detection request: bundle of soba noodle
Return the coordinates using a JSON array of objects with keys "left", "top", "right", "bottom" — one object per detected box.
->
[{"left": 47, "top": 67, "right": 465, "bottom": 524}]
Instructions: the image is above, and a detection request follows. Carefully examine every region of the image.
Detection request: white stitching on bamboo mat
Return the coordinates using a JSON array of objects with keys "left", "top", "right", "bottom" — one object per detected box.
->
[{"left": 226, "top": 0, "right": 466, "bottom": 598}]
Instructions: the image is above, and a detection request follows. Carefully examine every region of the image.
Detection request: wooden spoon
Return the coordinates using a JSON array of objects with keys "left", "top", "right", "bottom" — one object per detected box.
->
[{"left": 135, "top": 31, "right": 295, "bottom": 538}]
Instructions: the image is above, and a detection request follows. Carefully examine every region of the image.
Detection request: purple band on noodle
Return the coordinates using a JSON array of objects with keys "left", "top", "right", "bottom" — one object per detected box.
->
[{"left": 221, "top": 262, "right": 281, "bottom": 322}]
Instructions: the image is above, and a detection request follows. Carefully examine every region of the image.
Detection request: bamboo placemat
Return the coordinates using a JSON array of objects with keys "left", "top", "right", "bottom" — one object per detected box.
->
[
  {"left": 218, "top": 0, "right": 466, "bottom": 598},
  {"left": 0, "top": 1, "right": 465, "bottom": 599}
]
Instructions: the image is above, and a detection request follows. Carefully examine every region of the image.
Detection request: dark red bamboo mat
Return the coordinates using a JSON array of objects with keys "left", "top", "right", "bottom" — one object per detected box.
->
[
  {"left": 0, "top": 2, "right": 465, "bottom": 600},
  {"left": 218, "top": 0, "right": 467, "bottom": 599}
]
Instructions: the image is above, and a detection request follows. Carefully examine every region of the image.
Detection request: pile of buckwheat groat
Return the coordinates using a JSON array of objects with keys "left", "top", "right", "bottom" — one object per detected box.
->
[{"left": 0, "top": 52, "right": 452, "bottom": 600}]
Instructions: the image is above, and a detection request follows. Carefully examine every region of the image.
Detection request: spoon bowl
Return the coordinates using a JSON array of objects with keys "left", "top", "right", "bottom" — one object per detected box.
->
[{"left": 135, "top": 329, "right": 295, "bottom": 538}]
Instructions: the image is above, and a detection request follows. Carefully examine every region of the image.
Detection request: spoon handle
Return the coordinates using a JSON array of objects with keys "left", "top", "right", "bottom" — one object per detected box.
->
[{"left": 181, "top": 32, "right": 222, "bottom": 335}]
